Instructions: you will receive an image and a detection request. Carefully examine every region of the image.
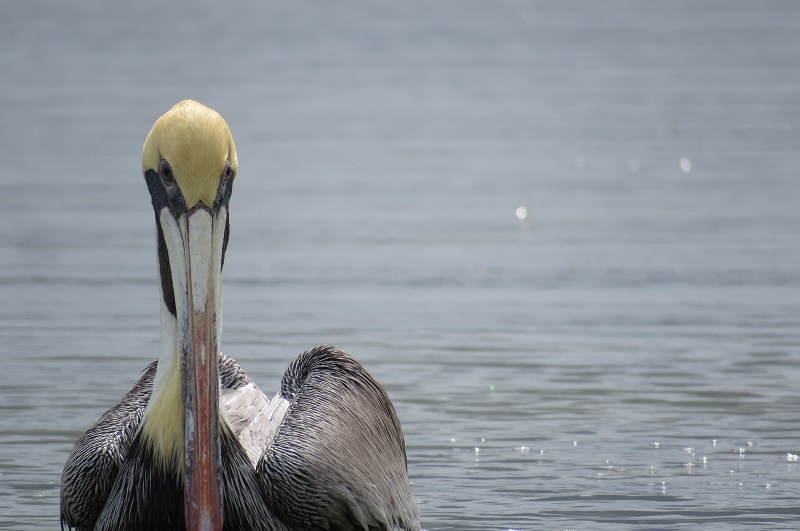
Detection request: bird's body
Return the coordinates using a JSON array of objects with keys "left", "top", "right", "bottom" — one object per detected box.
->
[{"left": 60, "top": 101, "right": 419, "bottom": 531}]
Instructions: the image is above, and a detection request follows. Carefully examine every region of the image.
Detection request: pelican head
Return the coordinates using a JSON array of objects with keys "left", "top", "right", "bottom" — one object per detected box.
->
[{"left": 140, "top": 100, "right": 237, "bottom": 530}]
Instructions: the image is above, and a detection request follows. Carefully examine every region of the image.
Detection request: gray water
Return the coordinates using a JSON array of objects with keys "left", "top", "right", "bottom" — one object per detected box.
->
[{"left": 1, "top": 1, "right": 799, "bottom": 529}]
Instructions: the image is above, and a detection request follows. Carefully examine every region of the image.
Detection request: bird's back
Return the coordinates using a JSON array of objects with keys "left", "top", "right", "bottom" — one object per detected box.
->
[{"left": 60, "top": 350, "right": 419, "bottom": 531}]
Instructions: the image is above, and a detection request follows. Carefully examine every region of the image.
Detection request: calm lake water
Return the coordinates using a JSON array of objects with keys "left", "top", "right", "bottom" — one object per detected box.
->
[{"left": 1, "top": 1, "right": 799, "bottom": 529}]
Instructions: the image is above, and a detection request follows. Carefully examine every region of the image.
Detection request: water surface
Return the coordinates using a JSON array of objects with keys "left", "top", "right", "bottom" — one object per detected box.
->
[{"left": 1, "top": 1, "right": 799, "bottom": 529}]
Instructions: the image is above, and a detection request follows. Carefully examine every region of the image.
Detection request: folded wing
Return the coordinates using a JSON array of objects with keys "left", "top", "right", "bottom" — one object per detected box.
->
[{"left": 247, "top": 346, "right": 419, "bottom": 531}]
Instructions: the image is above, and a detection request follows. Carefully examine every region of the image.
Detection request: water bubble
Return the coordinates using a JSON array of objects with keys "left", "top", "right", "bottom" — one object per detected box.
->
[
  {"left": 680, "top": 157, "right": 692, "bottom": 172},
  {"left": 515, "top": 206, "right": 528, "bottom": 220}
]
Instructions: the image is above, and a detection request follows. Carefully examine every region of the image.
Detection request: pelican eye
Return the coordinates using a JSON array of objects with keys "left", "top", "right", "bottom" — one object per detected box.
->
[
  {"left": 159, "top": 160, "right": 175, "bottom": 187},
  {"left": 223, "top": 160, "right": 234, "bottom": 180}
]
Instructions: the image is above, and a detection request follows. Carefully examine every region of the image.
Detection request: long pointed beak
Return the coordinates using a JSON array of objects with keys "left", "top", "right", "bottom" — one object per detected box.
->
[{"left": 172, "top": 205, "right": 227, "bottom": 530}]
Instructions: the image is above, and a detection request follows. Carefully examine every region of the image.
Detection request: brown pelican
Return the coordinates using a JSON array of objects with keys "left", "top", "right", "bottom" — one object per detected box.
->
[{"left": 60, "top": 100, "right": 419, "bottom": 531}]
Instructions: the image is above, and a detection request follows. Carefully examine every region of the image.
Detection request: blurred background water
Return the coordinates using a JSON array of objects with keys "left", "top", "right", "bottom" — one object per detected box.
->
[{"left": 1, "top": 1, "right": 799, "bottom": 529}]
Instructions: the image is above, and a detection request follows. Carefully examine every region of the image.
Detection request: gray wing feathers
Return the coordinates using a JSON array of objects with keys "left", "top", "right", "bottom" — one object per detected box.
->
[
  {"left": 60, "top": 362, "right": 157, "bottom": 530},
  {"left": 60, "top": 350, "right": 418, "bottom": 531},
  {"left": 258, "top": 346, "right": 420, "bottom": 531}
]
